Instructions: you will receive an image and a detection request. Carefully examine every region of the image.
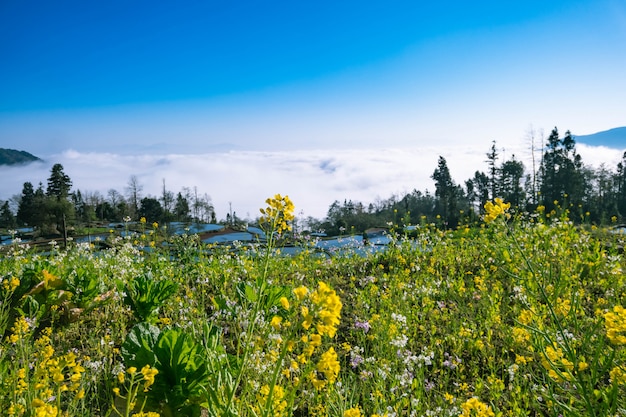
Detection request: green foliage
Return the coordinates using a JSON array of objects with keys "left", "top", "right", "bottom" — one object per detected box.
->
[
  {"left": 3, "top": 259, "right": 112, "bottom": 337},
  {"left": 122, "top": 322, "right": 161, "bottom": 368},
  {"left": 122, "top": 323, "right": 212, "bottom": 416},
  {"left": 123, "top": 272, "right": 178, "bottom": 323}
]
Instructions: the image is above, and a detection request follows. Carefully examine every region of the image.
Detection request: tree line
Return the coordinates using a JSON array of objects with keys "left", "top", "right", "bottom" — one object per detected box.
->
[
  {"left": 311, "top": 127, "right": 626, "bottom": 235},
  {"left": 1, "top": 127, "right": 626, "bottom": 237},
  {"left": 0, "top": 166, "right": 217, "bottom": 236}
]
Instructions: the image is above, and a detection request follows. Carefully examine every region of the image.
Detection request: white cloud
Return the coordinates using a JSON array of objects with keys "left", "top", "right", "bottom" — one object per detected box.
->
[{"left": 1, "top": 144, "right": 623, "bottom": 220}]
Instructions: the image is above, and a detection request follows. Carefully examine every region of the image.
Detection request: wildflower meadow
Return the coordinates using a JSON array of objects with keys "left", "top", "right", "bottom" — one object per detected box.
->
[{"left": 1, "top": 195, "right": 625, "bottom": 416}]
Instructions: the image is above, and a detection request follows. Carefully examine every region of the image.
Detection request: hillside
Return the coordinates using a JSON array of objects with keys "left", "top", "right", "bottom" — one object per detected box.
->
[
  {"left": 574, "top": 127, "right": 626, "bottom": 149},
  {"left": 0, "top": 148, "right": 42, "bottom": 165}
]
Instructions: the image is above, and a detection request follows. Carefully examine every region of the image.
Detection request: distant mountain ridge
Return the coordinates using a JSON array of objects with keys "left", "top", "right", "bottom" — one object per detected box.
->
[
  {"left": 0, "top": 148, "right": 42, "bottom": 165},
  {"left": 574, "top": 127, "right": 626, "bottom": 149}
]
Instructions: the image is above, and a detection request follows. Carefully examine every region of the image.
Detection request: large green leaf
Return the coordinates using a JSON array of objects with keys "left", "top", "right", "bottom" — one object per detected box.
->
[
  {"left": 150, "top": 328, "right": 210, "bottom": 415},
  {"left": 121, "top": 322, "right": 161, "bottom": 368},
  {"left": 124, "top": 273, "right": 179, "bottom": 322}
]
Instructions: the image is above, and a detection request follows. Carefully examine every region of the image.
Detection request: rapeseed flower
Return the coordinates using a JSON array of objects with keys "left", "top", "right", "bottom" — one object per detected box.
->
[
  {"left": 310, "top": 282, "right": 342, "bottom": 338},
  {"left": 257, "top": 384, "right": 287, "bottom": 417},
  {"left": 343, "top": 407, "right": 363, "bottom": 417},
  {"left": 2, "top": 275, "right": 20, "bottom": 291},
  {"left": 604, "top": 305, "right": 626, "bottom": 345},
  {"left": 610, "top": 366, "right": 626, "bottom": 385},
  {"left": 316, "top": 347, "right": 340, "bottom": 384},
  {"left": 294, "top": 286, "right": 308, "bottom": 301},
  {"left": 460, "top": 397, "right": 495, "bottom": 417},
  {"left": 270, "top": 315, "right": 283, "bottom": 330},
  {"left": 141, "top": 364, "right": 158, "bottom": 391},
  {"left": 541, "top": 344, "right": 573, "bottom": 382},
  {"left": 484, "top": 198, "right": 511, "bottom": 223},
  {"left": 259, "top": 194, "right": 295, "bottom": 234}
]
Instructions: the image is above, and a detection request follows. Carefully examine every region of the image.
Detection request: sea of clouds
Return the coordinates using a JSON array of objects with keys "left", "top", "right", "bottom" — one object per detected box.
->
[{"left": 0, "top": 144, "right": 623, "bottom": 221}]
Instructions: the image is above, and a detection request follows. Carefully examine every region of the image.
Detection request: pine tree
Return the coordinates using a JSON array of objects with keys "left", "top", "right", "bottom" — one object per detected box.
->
[
  {"left": 0, "top": 201, "right": 16, "bottom": 228},
  {"left": 432, "top": 156, "right": 460, "bottom": 227},
  {"left": 499, "top": 156, "right": 525, "bottom": 208},
  {"left": 46, "top": 163, "right": 72, "bottom": 199},
  {"left": 486, "top": 141, "right": 499, "bottom": 200}
]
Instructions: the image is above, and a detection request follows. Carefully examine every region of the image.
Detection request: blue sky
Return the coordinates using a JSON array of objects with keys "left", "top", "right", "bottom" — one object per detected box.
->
[
  {"left": 1, "top": 0, "right": 625, "bottom": 154},
  {"left": 1, "top": 1, "right": 626, "bottom": 219}
]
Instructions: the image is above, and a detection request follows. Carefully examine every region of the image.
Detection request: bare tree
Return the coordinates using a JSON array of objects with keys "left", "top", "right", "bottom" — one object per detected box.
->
[
  {"left": 126, "top": 175, "right": 143, "bottom": 219},
  {"left": 160, "top": 178, "right": 174, "bottom": 222},
  {"left": 525, "top": 125, "right": 544, "bottom": 206}
]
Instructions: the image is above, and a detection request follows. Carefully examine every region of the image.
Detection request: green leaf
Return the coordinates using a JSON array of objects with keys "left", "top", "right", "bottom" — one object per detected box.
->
[
  {"left": 124, "top": 273, "right": 179, "bottom": 322},
  {"left": 236, "top": 282, "right": 257, "bottom": 303},
  {"left": 149, "top": 328, "right": 210, "bottom": 413},
  {"left": 121, "top": 322, "right": 161, "bottom": 368}
]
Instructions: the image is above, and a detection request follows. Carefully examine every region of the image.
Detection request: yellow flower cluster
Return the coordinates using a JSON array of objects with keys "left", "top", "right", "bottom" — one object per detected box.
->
[
  {"left": 311, "top": 347, "right": 340, "bottom": 389},
  {"left": 308, "top": 282, "right": 342, "bottom": 338},
  {"left": 541, "top": 343, "right": 574, "bottom": 382},
  {"left": 256, "top": 384, "right": 287, "bottom": 417},
  {"left": 604, "top": 305, "right": 626, "bottom": 345},
  {"left": 34, "top": 329, "right": 86, "bottom": 395},
  {"left": 2, "top": 275, "right": 20, "bottom": 292},
  {"left": 141, "top": 365, "right": 159, "bottom": 391},
  {"left": 511, "top": 327, "right": 531, "bottom": 347},
  {"left": 115, "top": 364, "right": 159, "bottom": 396},
  {"left": 610, "top": 366, "right": 626, "bottom": 385},
  {"left": 460, "top": 397, "right": 495, "bottom": 417},
  {"left": 484, "top": 198, "right": 511, "bottom": 223},
  {"left": 259, "top": 194, "right": 295, "bottom": 234},
  {"left": 343, "top": 407, "right": 363, "bottom": 417},
  {"left": 31, "top": 399, "right": 58, "bottom": 416},
  {"left": 7, "top": 327, "right": 86, "bottom": 417},
  {"left": 7, "top": 315, "right": 30, "bottom": 344},
  {"left": 285, "top": 282, "right": 343, "bottom": 391}
]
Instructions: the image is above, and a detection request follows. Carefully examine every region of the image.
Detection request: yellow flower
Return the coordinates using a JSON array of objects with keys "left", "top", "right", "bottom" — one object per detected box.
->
[
  {"left": 301, "top": 306, "right": 313, "bottom": 330},
  {"left": 279, "top": 296, "right": 290, "bottom": 310},
  {"left": 610, "top": 366, "right": 626, "bottom": 385},
  {"left": 270, "top": 315, "right": 283, "bottom": 330},
  {"left": 141, "top": 364, "right": 159, "bottom": 391},
  {"left": 294, "top": 286, "right": 308, "bottom": 301},
  {"left": 309, "top": 373, "right": 326, "bottom": 390},
  {"left": 259, "top": 194, "right": 295, "bottom": 234},
  {"left": 4, "top": 276, "right": 20, "bottom": 291},
  {"left": 344, "top": 407, "right": 363, "bottom": 417},
  {"left": 605, "top": 305, "right": 626, "bottom": 345},
  {"left": 256, "top": 384, "right": 287, "bottom": 416},
  {"left": 484, "top": 198, "right": 511, "bottom": 223},
  {"left": 518, "top": 309, "right": 533, "bottom": 325},
  {"left": 460, "top": 397, "right": 495, "bottom": 417},
  {"left": 512, "top": 327, "right": 530, "bottom": 345},
  {"left": 309, "top": 333, "right": 322, "bottom": 347},
  {"left": 311, "top": 282, "right": 342, "bottom": 338},
  {"left": 316, "top": 347, "right": 340, "bottom": 384}
]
